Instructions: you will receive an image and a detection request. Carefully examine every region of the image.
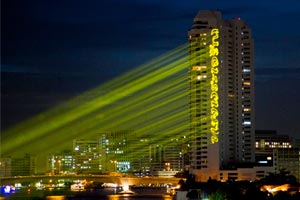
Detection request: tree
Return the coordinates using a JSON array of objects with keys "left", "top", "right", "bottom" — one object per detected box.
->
[
  {"left": 178, "top": 179, "right": 188, "bottom": 190},
  {"left": 208, "top": 189, "right": 227, "bottom": 200},
  {"left": 259, "top": 169, "right": 298, "bottom": 186}
]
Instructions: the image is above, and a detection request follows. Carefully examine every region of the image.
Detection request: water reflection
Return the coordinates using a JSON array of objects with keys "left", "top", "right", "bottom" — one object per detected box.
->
[
  {"left": 46, "top": 196, "right": 66, "bottom": 200},
  {"left": 107, "top": 194, "right": 173, "bottom": 200},
  {"left": 44, "top": 194, "right": 173, "bottom": 200},
  {"left": 3, "top": 184, "right": 173, "bottom": 200}
]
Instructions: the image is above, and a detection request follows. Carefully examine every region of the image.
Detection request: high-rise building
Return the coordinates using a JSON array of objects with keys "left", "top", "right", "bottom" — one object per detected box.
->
[
  {"left": 47, "top": 150, "right": 75, "bottom": 175},
  {"left": 11, "top": 154, "right": 36, "bottom": 176},
  {"left": 0, "top": 157, "right": 12, "bottom": 177},
  {"left": 0, "top": 154, "right": 36, "bottom": 176},
  {"left": 99, "top": 130, "right": 139, "bottom": 173},
  {"left": 150, "top": 136, "right": 186, "bottom": 174},
  {"left": 188, "top": 10, "right": 255, "bottom": 181},
  {"left": 73, "top": 139, "right": 101, "bottom": 174}
]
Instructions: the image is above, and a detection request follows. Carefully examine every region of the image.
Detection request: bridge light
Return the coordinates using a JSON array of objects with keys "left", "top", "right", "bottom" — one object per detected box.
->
[{"left": 122, "top": 184, "right": 129, "bottom": 191}]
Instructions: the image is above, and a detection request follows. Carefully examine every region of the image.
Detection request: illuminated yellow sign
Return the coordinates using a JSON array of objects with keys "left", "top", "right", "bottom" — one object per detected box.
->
[{"left": 209, "top": 28, "right": 219, "bottom": 144}]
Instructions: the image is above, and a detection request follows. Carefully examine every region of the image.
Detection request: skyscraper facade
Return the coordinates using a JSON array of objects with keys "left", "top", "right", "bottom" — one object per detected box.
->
[{"left": 189, "top": 10, "right": 255, "bottom": 180}]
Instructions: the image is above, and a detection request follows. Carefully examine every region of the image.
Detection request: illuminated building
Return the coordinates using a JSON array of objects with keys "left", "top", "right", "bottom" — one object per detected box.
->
[
  {"left": 99, "top": 131, "right": 139, "bottom": 173},
  {"left": 162, "top": 138, "right": 185, "bottom": 171},
  {"left": 72, "top": 135, "right": 153, "bottom": 174},
  {"left": 73, "top": 139, "right": 101, "bottom": 174},
  {"left": 255, "top": 130, "right": 292, "bottom": 166},
  {"left": 188, "top": 10, "right": 255, "bottom": 181},
  {"left": 150, "top": 136, "right": 187, "bottom": 175},
  {"left": 255, "top": 130, "right": 292, "bottom": 149},
  {"left": 99, "top": 132, "right": 186, "bottom": 175},
  {"left": 255, "top": 130, "right": 299, "bottom": 181},
  {"left": 47, "top": 150, "right": 75, "bottom": 175}
]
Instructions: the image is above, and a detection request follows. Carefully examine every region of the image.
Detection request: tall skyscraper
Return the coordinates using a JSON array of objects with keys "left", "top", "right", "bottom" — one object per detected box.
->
[{"left": 188, "top": 10, "right": 255, "bottom": 181}]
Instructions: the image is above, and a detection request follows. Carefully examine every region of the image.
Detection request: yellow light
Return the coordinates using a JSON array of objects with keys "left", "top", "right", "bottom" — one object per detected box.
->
[
  {"left": 122, "top": 184, "right": 129, "bottom": 191},
  {"left": 192, "top": 66, "right": 207, "bottom": 71},
  {"left": 209, "top": 28, "right": 220, "bottom": 144},
  {"left": 2, "top": 43, "right": 192, "bottom": 164}
]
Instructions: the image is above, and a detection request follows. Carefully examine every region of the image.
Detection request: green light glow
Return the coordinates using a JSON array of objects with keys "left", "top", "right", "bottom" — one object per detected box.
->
[{"left": 2, "top": 44, "right": 192, "bottom": 163}]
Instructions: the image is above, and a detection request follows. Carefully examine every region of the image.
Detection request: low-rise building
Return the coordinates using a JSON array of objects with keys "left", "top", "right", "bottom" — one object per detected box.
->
[{"left": 273, "top": 148, "right": 300, "bottom": 181}]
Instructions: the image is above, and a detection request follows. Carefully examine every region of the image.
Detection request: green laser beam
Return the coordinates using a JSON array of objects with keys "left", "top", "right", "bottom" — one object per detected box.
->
[{"left": 2, "top": 43, "right": 192, "bottom": 165}]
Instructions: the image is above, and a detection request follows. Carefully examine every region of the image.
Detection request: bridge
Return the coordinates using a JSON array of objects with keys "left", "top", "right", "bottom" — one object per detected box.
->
[{"left": 0, "top": 175, "right": 184, "bottom": 187}]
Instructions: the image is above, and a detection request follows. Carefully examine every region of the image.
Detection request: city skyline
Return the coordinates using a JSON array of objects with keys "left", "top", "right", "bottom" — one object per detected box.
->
[
  {"left": 2, "top": 0, "right": 300, "bottom": 140},
  {"left": 1, "top": 43, "right": 191, "bottom": 172}
]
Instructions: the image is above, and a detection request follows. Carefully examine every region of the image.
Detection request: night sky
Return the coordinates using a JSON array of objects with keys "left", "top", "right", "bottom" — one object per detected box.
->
[{"left": 2, "top": 0, "right": 300, "bottom": 139}]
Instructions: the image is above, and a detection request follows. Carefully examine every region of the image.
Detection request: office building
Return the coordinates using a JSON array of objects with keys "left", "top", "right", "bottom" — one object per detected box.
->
[
  {"left": 0, "top": 154, "right": 36, "bottom": 176},
  {"left": 47, "top": 150, "right": 75, "bottom": 175},
  {"left": 255, "top": 130, "right": 292, "bottom": 149},
  {"left": 273, "top": 148, "right": 300, "bottom": 181},
  {"left": 11, "top": 154, "right": 36, "bottom": 176},
  {"left": 99, "top": 130, "right": 138, "bottom": 173},
  {"left": 150, "top": 136, "right": 187, "bottom": 176},
  {"left": 255, "top": 130, "right": 292, "bottom": 166},
  {"left": 255, "top": 130, "right": 299, "bottom": 181},
  {"left": 188, "top": 10, "right": 255, "bottom": 181},
  {"left": 0, "top": 157, "right": 12, "bottom": 177},
  {"left": 99, "top": 131, "right": 186, "bottom": 175},
  {"left": 73, "top": 139, "right": 101, "bottom": 174}
]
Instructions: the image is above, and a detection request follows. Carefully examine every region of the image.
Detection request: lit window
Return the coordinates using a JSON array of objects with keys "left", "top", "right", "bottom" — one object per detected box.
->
[
  {"left": 242, "top": 121, "right": 251, "bottom": 125},
  {"left": 244, "top": 108, "right": 251, "bottom": 112},
  {"left": 243, "top": 82, "right": 251, "bottom": 86},
  {"left": 192, "top": 66, "right": 207, "bottom": 71},
  {"left": 242, "top": 68, "right": 251, "bottom": 73},
  {"left": 258, "top": 161, "right": 267, "bottom": 164},
  {"left": 197, "top": 75, "right": 207, "bottom": 80}
]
